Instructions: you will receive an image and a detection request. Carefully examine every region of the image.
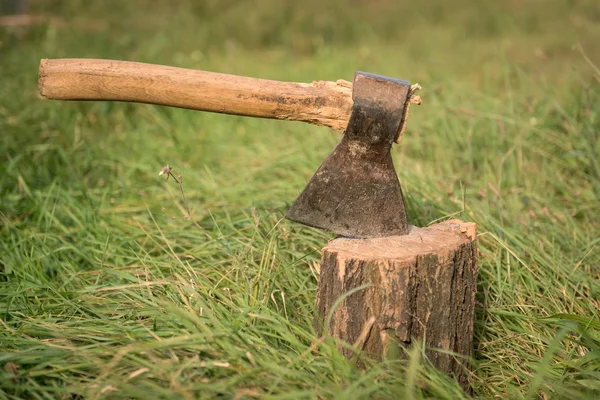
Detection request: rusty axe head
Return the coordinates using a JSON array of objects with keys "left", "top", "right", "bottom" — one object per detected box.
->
[{"left": 286, "top": 72, "right": 411, "bottom": 238}]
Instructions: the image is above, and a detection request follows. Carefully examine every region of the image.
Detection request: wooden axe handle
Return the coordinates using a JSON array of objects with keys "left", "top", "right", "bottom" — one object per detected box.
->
[{"left": 38, "top": 58, "right": 353, "bottom": 130}]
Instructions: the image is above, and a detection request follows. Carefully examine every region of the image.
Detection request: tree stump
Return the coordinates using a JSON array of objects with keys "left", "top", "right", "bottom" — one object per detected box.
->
[{"left": 315, "top": 219, "right": 478, "bottom": 386}]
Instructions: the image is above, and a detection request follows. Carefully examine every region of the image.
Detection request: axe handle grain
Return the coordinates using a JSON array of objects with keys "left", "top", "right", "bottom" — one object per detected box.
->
[{"left": 38, "top": 58, "right": 353, "bottom": 131}]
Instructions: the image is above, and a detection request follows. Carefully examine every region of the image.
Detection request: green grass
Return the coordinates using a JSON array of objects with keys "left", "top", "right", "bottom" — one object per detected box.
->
[{"left": 1, "top": 0, "right": 599, "bottom": 398}]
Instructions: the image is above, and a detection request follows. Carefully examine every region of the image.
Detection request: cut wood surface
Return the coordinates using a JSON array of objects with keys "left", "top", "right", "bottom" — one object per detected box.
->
[
  {"left": 316, "top": 220, "right": 478, "bottom": 387},
  {"left": 38, "top": 58, "right": 354, "bottom": 130}
]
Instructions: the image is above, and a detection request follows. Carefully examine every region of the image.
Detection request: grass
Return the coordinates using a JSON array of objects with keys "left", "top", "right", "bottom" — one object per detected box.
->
[{"left": 1, "top": 0, "right": 599, "bottom": 398}]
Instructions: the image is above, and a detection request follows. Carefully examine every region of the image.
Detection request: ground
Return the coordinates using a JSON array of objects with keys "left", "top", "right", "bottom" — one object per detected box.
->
[{"left": 1, "top": 1, "right": 599, "bottom": 399}]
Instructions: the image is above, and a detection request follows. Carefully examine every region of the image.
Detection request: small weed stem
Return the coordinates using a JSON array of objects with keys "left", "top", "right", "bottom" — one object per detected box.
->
[{"left": 159, "top": 165, "right": 192, "bottom": 219}]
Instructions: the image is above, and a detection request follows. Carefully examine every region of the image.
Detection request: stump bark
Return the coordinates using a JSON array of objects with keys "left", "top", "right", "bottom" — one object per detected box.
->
[{"left": 315, "top": 220, "right": 478, "bottom": 386}]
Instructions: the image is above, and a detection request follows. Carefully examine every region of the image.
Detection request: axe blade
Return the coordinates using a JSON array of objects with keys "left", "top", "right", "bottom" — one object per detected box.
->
[{"left": 287, "top": 72, "right": 410, "bottom": 238}]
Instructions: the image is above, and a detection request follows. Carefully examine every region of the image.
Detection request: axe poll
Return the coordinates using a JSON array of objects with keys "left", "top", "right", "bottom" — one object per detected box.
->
[{"left": 38, "top": 58, "right": 420, "bottom": 238}]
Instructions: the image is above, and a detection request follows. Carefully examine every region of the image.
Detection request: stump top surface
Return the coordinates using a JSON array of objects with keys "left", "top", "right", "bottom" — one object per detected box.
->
[{"left": 326, "top": 220, "right": 476, "bottom": 262}]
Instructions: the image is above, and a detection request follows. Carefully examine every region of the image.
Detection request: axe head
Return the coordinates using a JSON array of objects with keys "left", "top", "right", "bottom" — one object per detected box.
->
[{"left": 287, "top": 71, "right": 410, "bottom": 238}]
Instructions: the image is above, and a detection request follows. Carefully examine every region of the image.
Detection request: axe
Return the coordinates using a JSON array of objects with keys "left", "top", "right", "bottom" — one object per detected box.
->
[{"left": 38, "top": 59, "right": 420, "bottom": 238}]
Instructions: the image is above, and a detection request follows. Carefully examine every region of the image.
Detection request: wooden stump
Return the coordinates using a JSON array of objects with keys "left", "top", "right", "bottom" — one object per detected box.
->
[{"left": 315, "top": 220, "right": 478, "bottom": 386}]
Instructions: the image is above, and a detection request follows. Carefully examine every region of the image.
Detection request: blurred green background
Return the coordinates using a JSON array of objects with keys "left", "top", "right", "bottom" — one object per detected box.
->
[{"left": 1, "top": 1, "right": 599, "bottom": 399}]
